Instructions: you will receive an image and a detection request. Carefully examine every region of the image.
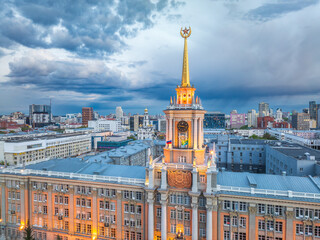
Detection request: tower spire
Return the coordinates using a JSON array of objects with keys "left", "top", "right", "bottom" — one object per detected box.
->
[{"left": 180, "top": 27, "right": 191, "bottom": 88}]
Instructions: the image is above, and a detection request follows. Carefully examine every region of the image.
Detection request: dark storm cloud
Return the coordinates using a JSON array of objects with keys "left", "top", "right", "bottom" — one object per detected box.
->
[
  {"left": 6, "top": 56, "right": 130, "bottom": 94},
  {"left": 246, "top": 0, "right": 319, "bottom": 21},
  {"left": 0, "top": 0, "right": 175, "bottom": 56}
]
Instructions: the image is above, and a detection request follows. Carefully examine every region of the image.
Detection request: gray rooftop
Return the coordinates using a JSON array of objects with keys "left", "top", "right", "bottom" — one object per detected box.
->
[
  {"left": 15, "top": 158, "right": 146, "bottom": 179},
  {"left": 268, "top": 142, "right": 320, "bottom": 161},
  {"left": 230, "top": 139, "right": 267, "bottom": 145}
]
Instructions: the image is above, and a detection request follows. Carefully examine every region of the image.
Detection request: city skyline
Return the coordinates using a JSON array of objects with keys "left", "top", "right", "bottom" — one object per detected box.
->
[{"left": 1, "top": 0, "right": 320, "bottom": 115}]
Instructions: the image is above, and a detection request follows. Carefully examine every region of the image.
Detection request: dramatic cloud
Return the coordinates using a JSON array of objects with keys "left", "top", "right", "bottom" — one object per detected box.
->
[{"left": 1, "top": 0, "right": 320, "bottom": 115}]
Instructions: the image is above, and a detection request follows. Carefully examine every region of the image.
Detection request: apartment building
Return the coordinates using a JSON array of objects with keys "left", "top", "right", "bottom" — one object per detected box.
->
[{"left": 0, "top": 133, "right": 91, "bottom": 165}]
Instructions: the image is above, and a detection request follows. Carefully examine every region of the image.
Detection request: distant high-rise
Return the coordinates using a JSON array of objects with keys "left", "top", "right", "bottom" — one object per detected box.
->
[
  {"left": 259, "top": 102, "right": 269, "bottom": 117},
  {"left": 275, "top": 108, "right": 283, "bottom": 122},
  {"left": 116, "top": 106, "right": 124, "bottom": 120},
  {"left": 309, "top": 101, "right": 317, "bottom": 120},
  {"left": 292, "top": 112, "right": 310, "bottom": 130},
  {"left": 247, "top": 109, "right": 257, "bottom": 127},
  {"left": 129, "top": 115, "right": 143, "bottom": 132},
  {"left": 29, "top": 104, "right": 52, "bottom": 127},
  {"left": 82, "top": 107, "right": 93, "bottom": 126}
]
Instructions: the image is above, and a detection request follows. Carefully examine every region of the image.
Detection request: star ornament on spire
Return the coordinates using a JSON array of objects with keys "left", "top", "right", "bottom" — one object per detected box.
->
[{"left": 180, "top": 27, "right": 191, "bottom": 39}]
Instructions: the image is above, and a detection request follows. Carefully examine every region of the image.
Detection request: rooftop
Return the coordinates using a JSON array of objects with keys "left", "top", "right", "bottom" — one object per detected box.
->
[
  {"left": 2, "top": 132, "right": 89, "bottom": 143},
  {"left": 230, "top": 139, "right": 267, "bottom": 145},
  {"left": 268, "top": 142, "right": 320, "bottom": 161}
]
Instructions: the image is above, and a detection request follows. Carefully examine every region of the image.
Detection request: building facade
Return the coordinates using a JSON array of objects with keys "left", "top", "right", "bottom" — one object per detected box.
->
[
  {"left": 0, "top": 133, "right": 91, "bottom": 165},
  {"left": 230, "top": 113, "right": 245, "bottom": 129},
  {"left": 292, "top": 113, "right": 310, "bottom": 130},
  {"left": 259, "top": 102, "right": 269, "bottom": 117},
  {"left": 82, "top": 108, "right": 94, "bottom": 126},
  {"left": 204, "top": 112, "right": 225, "bottom": 129},
  {"left": 29, "top": 104, "right": 52, "bottom": 127},
  {"left": 138, "top": 109, "right": 155, "bottom": 140},
  {"left": 88, "top": 119, "right": 122, "bottom": 133},
  {"left": 2, "top": 28, "right": 320, "bottom": 240}
]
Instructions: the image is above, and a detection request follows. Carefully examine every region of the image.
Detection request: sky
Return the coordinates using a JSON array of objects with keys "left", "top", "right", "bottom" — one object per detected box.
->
[{"left": 1, "top": 0, "right": 320, "bottom": 116}]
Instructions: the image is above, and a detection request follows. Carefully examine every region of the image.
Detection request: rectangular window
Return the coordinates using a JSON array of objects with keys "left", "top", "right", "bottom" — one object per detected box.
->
[
  {"left": 199, "top": 175, "right": 205, "bottom": 183},
  {"left": 199, "top": 213, "right": 206, "bottom": 222},
  {"left": 224, "top": 215, "right": 230, "bottom": 226},
  {"left": 240, "top": 217, "right": 246, "bottom": 228},
  {"left": 170, "top": 210, "right": 176, "bottom": 219},
  {"left": 258, "top": 220, "right": 265, "bottom": 230},
  {"left": 223, "top": 200, "right": 231, "bottom": 210},
  {"left": 156, "top": 208, "right": 161, "bottom": 217},
  {"left": 258, "top": 204, "right": 265, "bottom": 214},
  {"left": 267, "top": 220, "right": 274, "bottom": 231},
  {"left": 275, "top": 221, "right": 283, "bottom": 233},
  {"left": 184, "top": 211, "right": 190, "bottom": 221},
  {"left": 170, "top": 224, "right": 176, "bottom": 234}
]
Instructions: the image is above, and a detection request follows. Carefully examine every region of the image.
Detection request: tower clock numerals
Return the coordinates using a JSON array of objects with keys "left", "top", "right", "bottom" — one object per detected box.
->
[{"left": 177, "top": 121, "right": 189, "bottom": 132}]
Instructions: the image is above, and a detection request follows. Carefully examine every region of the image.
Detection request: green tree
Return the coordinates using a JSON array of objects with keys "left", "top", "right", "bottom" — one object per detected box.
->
[
  {"left": 240, "top": 125, "right": 249, "bottom": 129},
  {"left": 24, "top": 220, "right": 35, "bottom": 240},
  {"left": 56, "top": 235, "right": 62, "bottom": 240},
  {"left": 127, "top": 135, "right": 137, "bottom": 141},
  {"left": 21, "top": 126, "right": 30, "bottom": 131}
]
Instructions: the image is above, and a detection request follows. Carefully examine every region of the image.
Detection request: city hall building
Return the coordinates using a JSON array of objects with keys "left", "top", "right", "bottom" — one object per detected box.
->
[{"left": 1, "top": 29, "right": 320, "bottom": 240}]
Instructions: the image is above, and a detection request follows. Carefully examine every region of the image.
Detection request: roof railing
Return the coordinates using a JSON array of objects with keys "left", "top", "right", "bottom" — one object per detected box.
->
[
  {"left": 0, "top": 168, "right": 145, "bottom": 186},
  {"left": 217, "top": 185, "right": 320, "bottom": 200}
]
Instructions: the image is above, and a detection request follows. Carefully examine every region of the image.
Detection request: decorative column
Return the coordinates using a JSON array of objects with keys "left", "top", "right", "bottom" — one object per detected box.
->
[
  {"left": 148, "top": 163, "right": 154, "bottom": 189},
  {"left": 160, "top": 165, "right": 167, "bottom": 190},
  {"left": 206, "top": 170, "right": 212, "bottom": 194},
  {"left": 193, "top": 118, "right": 198, "bottom": 149},
  {"left": 116, "top": 190, "right": 122, "bottom": 239},
  {"left": 168, "top": 117, "right": 172, "bottom": 148},
  {"left": 285, "top": 207, "right": 294, "bottom": 239},
  {"left": 47, "top": 184, "right": 53, "bottom": 231},
  {"left": 92, "top": 188, "right": 98, "bottom": 239},
  {"left": 173, "top": 119, "right": 176, "bottom": 148},
  {"left": 160, "top": 196, "right": 167, "bottom": 240},
  {"left": 191, "top": 201, "right": 198, "bottom": 240},
  {"left": 1, "top": 182, "right": 6, "bottom": 224},
  {"left": 147, "top": 192, "right": 154, "bottom": 240},
  {"left": 191, "top": 166, "right": 198, "bottom": 193},
  {"left": 19, "top": 181, "right": 25, "bottom": 225},
  {"left": 206, "top": 204, "right": 213, "bottom": 240},
  {"left": 248, "top": 203, "right": 256, "bottom": 239},
  {"left": 199, "top": 118, "right": 203, "bottom": 148}
]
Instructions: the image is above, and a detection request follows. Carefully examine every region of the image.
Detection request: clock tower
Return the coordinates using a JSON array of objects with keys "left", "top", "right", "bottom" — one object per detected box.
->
[
  {"left": 163, "top": 27, "right": 206, "bottom": 166},
  {"left": 146, "top": 28, "right": 217, "bottom": 240}
]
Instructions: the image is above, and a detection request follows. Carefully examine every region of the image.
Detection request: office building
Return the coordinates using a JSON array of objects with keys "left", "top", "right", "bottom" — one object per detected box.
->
[
  {"left": 29, "top": 104, "right": 52, "bottom": 127},
  {"left": 88, "top": 119, "right": 122, "bottom": 133},
  {"left": 257, "top": 116, "right": 274, "bottom": 129},
  {"left": 292, "top": 113, "right": 310, "bottom": 130},
  {"left": 0, "top": 133, "right": 91, "bottom": 165},
  {"left": 247, "top": 109, "right": 257, "bottom": 128},
  {"left": 129, "top": 115, "right": 143, "bottom": 132},
  {"left": 230, "top": 113, "right": 245, "bottom": 129},
  {"left": 309, "top": 101, "right": 317, "bottom": 120},
  {"left": 259, "top": 102, "right": 269, "bottom": 117},
  {"left": 204, "top": 112, "right": 225, "bottom": 129},
  {"left": 82, "top": 107, "right": 93, "bottom": 126},
  {"left": 266, "top": 141, "right": 320, "bottom": 176}
]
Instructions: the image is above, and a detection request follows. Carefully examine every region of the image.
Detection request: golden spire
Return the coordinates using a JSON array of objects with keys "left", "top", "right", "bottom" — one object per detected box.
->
[{"left": 180, "top": 27, "right": 191, "bottom": 88}]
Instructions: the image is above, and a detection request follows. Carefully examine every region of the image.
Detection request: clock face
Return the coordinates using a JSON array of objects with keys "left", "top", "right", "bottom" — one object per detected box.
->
[{"left": 177, "top": 120, "right": 189, "bottom": 132}]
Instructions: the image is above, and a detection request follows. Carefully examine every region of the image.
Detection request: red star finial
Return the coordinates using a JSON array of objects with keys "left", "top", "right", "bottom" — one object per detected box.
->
[{"left": 183, "top": 28, "right": 189, "bottom": 34}]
